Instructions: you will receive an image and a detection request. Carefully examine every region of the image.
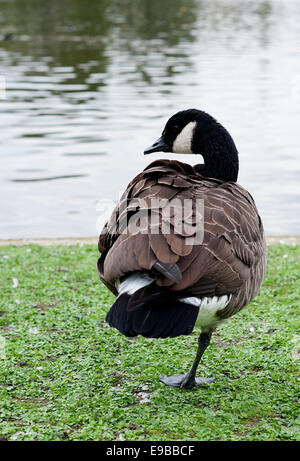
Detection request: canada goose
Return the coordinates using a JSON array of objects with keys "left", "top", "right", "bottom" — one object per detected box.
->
[{"left": 97, "top": 109, "right": 266, "bottom": 389}]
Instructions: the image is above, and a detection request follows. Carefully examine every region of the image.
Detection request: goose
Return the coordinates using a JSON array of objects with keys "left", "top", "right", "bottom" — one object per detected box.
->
[{"left": 97, "top": 109, "right": 266, "bottom": 389}]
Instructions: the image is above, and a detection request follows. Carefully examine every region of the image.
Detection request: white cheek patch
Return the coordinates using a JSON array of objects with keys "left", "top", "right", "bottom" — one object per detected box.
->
[{"left": 172, "top": 121, "right": 197, "bottom": 154}]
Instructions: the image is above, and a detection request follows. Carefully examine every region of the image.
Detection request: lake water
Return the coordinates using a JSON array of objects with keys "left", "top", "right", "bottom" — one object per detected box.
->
[{"left": 0, "top": 0, "right": 300, "bottom": 238}]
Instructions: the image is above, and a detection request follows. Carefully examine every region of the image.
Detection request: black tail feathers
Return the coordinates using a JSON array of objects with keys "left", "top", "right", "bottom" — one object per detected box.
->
[{"left": 105, "top": 283, "right": 199, "bottom": 339}]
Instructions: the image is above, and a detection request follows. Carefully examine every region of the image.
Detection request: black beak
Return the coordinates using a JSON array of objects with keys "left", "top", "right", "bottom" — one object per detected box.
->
[{"left": 144, "top": 136, "right": 170, "bottom": 155}]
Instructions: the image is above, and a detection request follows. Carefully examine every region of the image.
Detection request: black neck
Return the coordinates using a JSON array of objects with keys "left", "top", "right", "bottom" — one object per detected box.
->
[{"left": 193, "top": 121, "right": 239, "bottom": 182}]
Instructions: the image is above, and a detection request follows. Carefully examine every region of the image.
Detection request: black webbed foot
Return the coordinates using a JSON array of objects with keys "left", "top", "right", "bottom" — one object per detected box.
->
[{"left": 159, "top": 373, "right": 215, "bottom": 389}]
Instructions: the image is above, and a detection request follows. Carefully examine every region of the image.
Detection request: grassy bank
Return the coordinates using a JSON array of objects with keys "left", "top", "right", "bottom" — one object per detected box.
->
[{"left": 0, "top": 244, "right": 299, "bottom": 441}]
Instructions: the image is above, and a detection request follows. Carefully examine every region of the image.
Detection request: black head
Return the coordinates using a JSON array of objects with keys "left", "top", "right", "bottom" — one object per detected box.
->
[
  {"left": 144, "top": 109, "right": 201, "bottom": 155},
  {"left": 144, "top": 109, "right": 239, "bottom": 182}
]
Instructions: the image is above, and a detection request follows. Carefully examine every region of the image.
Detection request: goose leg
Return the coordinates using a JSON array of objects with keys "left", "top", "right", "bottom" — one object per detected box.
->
[{"left": 159, "top": 332, "right": 215, "bottom": 389}]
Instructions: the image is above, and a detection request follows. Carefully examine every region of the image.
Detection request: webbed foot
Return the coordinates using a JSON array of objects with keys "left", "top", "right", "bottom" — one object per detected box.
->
[{"left": 159, "top": 372, "right": 215, "bottom": 389}]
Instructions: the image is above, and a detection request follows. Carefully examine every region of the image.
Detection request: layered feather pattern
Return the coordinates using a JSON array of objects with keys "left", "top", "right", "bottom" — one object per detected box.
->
[{"left": 98, "top": 159, "right": 266, "bottom": 322}]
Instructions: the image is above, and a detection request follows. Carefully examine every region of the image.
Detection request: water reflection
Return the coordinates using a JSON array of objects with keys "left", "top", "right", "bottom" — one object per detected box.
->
[{"left": 0, "top": 0, "right": 300, "bottom": 237}]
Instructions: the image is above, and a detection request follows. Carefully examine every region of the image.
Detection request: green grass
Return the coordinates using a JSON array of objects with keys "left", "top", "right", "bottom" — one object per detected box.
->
[{"left": 0, "top": 243, "right": 299, "bottom": 441}]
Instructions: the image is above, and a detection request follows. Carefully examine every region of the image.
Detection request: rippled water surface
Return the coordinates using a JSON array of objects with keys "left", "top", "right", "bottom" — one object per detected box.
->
[{"left": 1, "top": 0, "right": 300, "bottom": 237}]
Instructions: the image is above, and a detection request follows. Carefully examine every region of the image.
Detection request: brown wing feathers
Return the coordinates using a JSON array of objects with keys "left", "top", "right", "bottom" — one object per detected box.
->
[{"left": 98, "top": 159, "right": 266, "bottom": 320}]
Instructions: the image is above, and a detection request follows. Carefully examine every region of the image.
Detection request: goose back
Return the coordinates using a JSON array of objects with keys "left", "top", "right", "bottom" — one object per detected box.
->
[{"left": 98, "top": 159, "right": 266, "bottom": 320}]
